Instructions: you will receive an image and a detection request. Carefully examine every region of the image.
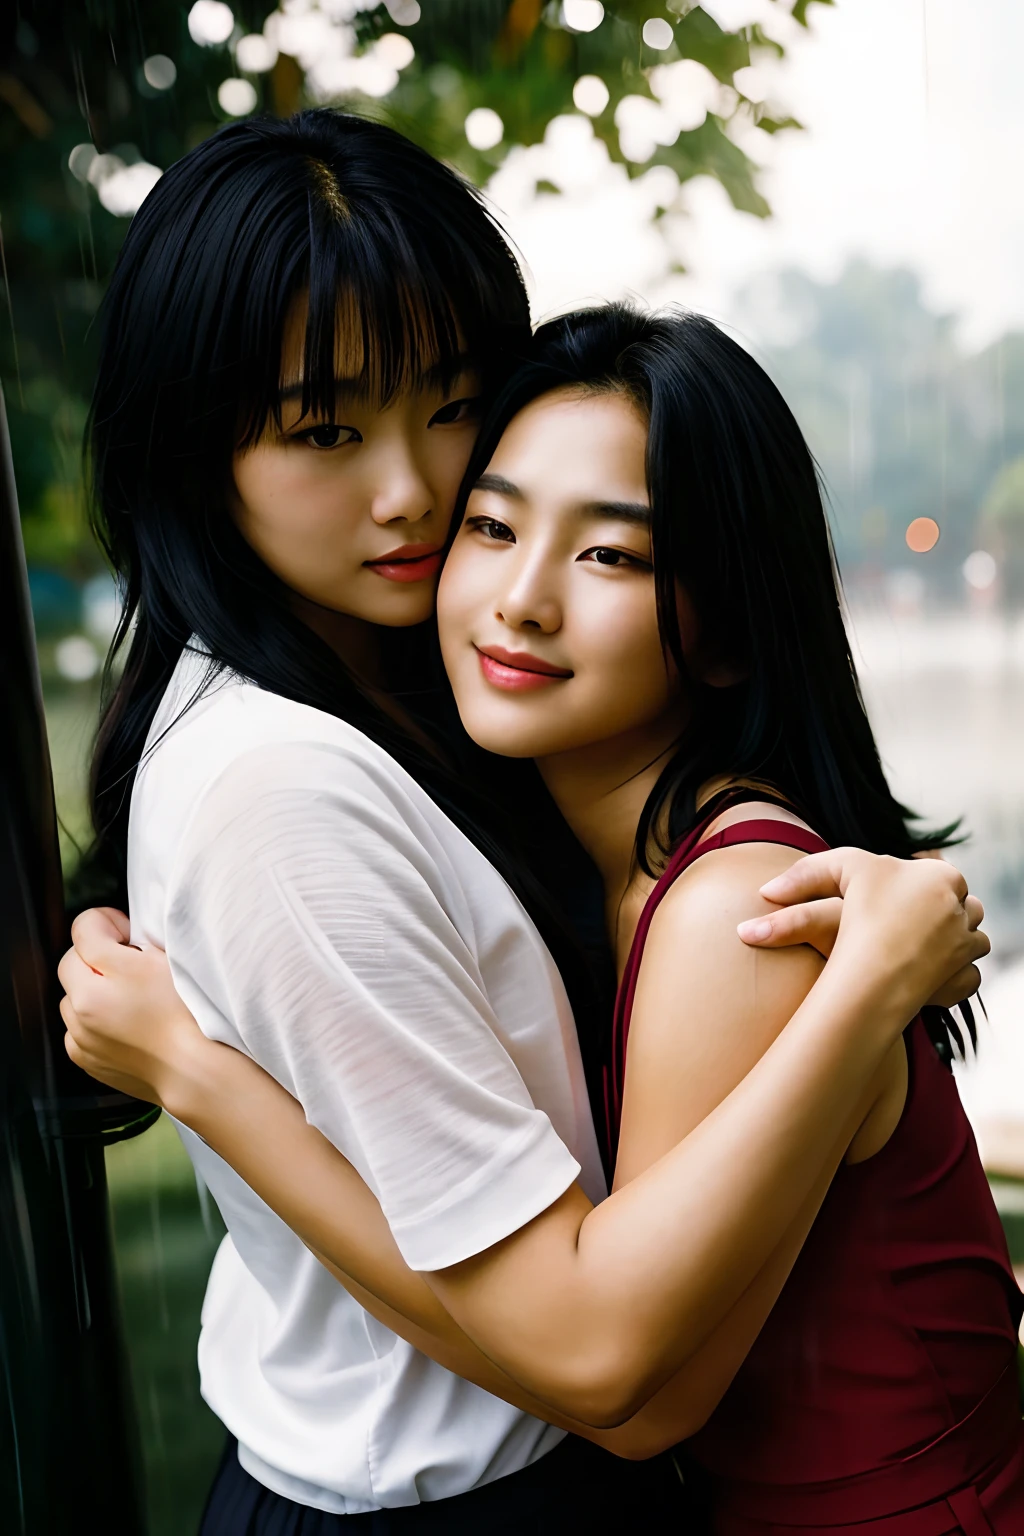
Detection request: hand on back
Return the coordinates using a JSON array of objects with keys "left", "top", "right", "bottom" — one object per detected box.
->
[
  {"left": 58, "top": 909, "right": 206, "bottom": 1113},
  {"left": 738, "top": 848, "right": 987, "bottom": 1013}
]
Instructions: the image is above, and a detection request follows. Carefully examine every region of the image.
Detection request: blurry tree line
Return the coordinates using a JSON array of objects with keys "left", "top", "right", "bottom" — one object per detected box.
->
[
  {"left": 753, "top": 263, "right": 1024, "bottom": 608},
  {"left": 4, "top": 2, "right": 1022, "bottom": 619},
  {"left": 1, "top": 0, "right": 825, "bottom": 637}
]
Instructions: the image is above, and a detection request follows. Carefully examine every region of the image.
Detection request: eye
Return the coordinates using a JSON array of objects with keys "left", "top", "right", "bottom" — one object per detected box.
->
[
  {"left": 580, "top": 546, "right": 651, "bottom": 569},
  {"left": 297, "top": 423, "right": 361, "bottom": 450},
  {"left": 429, "top": 396, "right": 481, "bottom": 427},
  {"left": 467, "top": 515, "right": 515, "bottom": 544}
]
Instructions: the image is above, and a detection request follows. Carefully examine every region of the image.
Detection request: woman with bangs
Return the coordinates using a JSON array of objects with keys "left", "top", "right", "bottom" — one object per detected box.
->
[{"left": 65, "top": 111, "right": 989, "bottom": 1534}]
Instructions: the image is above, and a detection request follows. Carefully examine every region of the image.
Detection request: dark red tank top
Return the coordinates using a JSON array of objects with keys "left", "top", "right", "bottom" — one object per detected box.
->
[{"left": 610, "top": 808, "right": 1024, "bottom": 1533}]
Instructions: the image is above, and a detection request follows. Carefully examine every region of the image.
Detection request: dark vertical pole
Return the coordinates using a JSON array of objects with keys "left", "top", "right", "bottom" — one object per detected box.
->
[{"left": 0, "top": 386, "right": 156, "bottom": 1532}]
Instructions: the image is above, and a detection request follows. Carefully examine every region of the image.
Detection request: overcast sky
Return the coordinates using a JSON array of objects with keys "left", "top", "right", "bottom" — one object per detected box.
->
[{"left": 492, "top": 0, "right": 1024, "bottom": 350}]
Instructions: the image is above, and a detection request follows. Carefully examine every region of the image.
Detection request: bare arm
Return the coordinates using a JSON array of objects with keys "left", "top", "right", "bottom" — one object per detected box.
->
[{"left": 61, "top": 850, "right": 986, "bottom": 1427}]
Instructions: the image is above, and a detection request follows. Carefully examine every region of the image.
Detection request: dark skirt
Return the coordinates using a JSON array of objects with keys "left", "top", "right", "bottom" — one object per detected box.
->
[{"left": 199, "top": 1433, "right": 694, "bottom": 1534}]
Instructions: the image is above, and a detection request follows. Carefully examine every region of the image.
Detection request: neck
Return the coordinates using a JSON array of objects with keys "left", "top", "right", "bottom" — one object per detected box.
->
[
  {"left": 292, "top": 594, "right": 386, "bottom": 688},
  {"left": 536, "top": 716, "right": 681, "bottom": 968}
]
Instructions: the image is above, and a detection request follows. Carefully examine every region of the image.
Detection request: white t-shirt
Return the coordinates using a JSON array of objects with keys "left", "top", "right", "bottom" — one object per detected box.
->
[{"left": 128, "top": 644, "right": 606, "bottom": 1514}]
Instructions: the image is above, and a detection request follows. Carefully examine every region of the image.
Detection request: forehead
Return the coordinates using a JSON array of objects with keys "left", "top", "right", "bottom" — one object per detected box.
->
[{"left": 487, "top": 388, "right": 648, "bottom": 494}]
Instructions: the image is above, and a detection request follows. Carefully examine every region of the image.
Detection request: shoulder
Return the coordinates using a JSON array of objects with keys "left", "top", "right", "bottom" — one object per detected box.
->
[
  {"left": 635, "top": 805, "right": 825, "bottom": 1013},
  {"left": 135, "top": 665, "right": 445, "bottom": 891},
  {"left": 651, "top": 803, "right": 816, "bottom": 945}
]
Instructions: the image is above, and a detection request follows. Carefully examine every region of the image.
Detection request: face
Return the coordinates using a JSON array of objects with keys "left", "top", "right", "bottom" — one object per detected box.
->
[
  {"left": 232, "top": 301, "right": 481, "bottom": 628},
  {"left": 438, "top": 388, "right": 688, "bottom": 764}
]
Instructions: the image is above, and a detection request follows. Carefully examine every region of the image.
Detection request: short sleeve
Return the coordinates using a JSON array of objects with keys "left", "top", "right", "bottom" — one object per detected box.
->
[{"left": 162, "top": 740, "right": 581, "bottom": 1271}]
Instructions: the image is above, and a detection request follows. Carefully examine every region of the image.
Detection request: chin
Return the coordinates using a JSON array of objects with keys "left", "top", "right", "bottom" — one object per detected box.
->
[{"left": 457, "top": 708, "right": 566, "bottom": 761}]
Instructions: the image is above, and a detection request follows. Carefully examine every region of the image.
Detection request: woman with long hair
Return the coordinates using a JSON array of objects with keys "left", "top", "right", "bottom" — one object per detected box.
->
[{"left": 64, "top": 112, "right": 989, "bottom": 1535}]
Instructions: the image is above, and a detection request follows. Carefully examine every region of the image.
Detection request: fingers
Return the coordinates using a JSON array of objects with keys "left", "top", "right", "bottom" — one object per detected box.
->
[
  {"left": 737, "top": 897, "right": 844, "bottom": 958},
  {"left": 759, "top": 848, "right": 870, "bottom": 904},
  {"left": 70, "top": 907, "right": 132, "bottom": 972},
  {"left": 964, "top": 895, "right": 984, "bottom": 932},
  {"left": 57, "top": 944, "right": 100, "bottom": 1002}
]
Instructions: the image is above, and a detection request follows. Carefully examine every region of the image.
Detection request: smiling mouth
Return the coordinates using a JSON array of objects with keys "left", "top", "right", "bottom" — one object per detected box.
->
[
  {"left": 474, "top": 645, "right": 573, "bottom": 692},
  {"left": 364, "top": 544, "right": 444, "bottom": 584}
]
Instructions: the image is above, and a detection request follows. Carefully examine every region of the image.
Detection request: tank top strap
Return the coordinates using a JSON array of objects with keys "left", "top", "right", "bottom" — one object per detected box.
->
[{"left": 603, "top": 808, "right": 828, "bottom": 1163}]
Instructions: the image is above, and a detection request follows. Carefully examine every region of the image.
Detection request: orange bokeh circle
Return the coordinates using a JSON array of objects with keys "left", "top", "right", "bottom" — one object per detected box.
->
[{"left": 905, "top": 517, "right": 940, "bottom": 553}]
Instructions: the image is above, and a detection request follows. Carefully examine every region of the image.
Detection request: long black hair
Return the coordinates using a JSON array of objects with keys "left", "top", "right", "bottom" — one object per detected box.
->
[
  {"left": 87, "top": 108, "right": 532, "bottom": 895},
  {"left": 84, "top": 110, "right": 620, "bottom": 1143},
  {"left": 452, "top": 303, "right": 970, "bottom": 1062},
  {"left": 460, "top": 302, "right": 956, "bottom": 863}
]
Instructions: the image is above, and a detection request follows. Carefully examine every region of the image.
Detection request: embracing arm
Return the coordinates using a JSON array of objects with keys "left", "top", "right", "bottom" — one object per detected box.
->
[{"left": 61, "top": 840, "right": 986, "bottom": 1429}]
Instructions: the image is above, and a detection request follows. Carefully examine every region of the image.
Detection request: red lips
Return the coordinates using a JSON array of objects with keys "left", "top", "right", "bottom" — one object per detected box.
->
[
  {"left": 364, "top": 543, "right": 444, "bottom": 584},
  {"left": 474, "top": 644, "right": 573, "bottom": 692}
]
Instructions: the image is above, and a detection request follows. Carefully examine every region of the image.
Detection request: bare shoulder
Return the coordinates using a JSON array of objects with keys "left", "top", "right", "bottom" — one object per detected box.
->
[
  {"left": 645, "top": 801, "right": 818, "bottom": 960},
  {"left": 616, "top": 809, "right": 826, "bottom": 1181}
]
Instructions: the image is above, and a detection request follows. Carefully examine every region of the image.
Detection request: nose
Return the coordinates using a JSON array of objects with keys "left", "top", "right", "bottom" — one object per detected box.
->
[
  {"left": 495, "top": 550, "right": 563, "bottom": 635},
  {"left": 368, "top": 441, "right": 433, "bottom": 528}
]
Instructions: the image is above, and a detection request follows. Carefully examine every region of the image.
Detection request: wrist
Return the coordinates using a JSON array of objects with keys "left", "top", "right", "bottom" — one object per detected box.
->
[
  {"left": 159, "top": 1023, "right": 223, "bottom": 1129},
  {"left": 815, "top": 938, "right": 917, "bottom": 1049}
]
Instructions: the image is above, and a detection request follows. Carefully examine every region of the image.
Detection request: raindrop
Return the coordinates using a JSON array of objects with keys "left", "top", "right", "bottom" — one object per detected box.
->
[
  {"left": 573, "top": 75, "right": 609, "bottom": 116},
  {"left": 642, "top": 17, "right": 674, "bottom": 49},
  {"left": 218, "top": 77, "right": 258, "bottom": 116},
  {"left": 143, "top": 54, "right": 177, "bottom": 90},
  {"left": 188, "top": 0, "right": 235, "bottom": 48},
  {"left": 465, "top": 107, "right": 503, "bottom": 151},
  {"left": 562, "top": 0, "right": 605, "bottom": 33},
  {"left": 235, "top": 33, "right": 278, "bottom": 73}
]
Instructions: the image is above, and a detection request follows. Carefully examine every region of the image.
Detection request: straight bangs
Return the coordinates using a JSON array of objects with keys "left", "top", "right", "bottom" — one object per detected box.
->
[{"left": 235, "top": 196, "right": 474, "bottom": 451}]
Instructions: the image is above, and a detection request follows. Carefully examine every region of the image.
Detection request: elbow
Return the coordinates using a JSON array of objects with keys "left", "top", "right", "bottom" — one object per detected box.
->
[
  {"left": 598, "top": 1401, "right": 709, "bottom": 1460},
  {"left": 545, "top": 1348, "right": 661, "bottom": 1430}
]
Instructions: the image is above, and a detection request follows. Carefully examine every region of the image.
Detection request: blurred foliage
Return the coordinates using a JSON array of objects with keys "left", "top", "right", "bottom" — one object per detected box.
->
[
  {"left": 0, "top": 0, "right": 826, "bottom": 580},
  {"left": 979, "top": 457, "right": 1024, "bottom": 606},
  {"left": 754, "top": 262, "right": 1024, "bottom": 601}
]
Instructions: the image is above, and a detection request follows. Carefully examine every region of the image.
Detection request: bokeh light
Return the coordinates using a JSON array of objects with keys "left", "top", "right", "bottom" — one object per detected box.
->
[
  {"left": 562, "top": 0, "right": 605, "bottom": 33},
  {"left": 905, "top": 516, "right": 940, "bottom": 553},
  {"left": 465, "top": 107, "right": 503, "bottom": 151},
  {"left": 97, "top": 161, "right": 163, "bottom": 216},
  {"left": 384, "top": 0, "right": 421, "bottom": 21},
  {"left": 642, "top": 18, "right": 675, "bottom": 50},
  {"left": 573, "top": 75, "right": 610, "bottom": 116},
  {"left": 55, "top": 635, "right": 100, "bottom": 682},
  {"left": 218, "top": 78, "right": 258, "bottom": 116},
  {"left": 235, "top": 34, "right": 278, "bottom": 73},
  {"left": 68, "top": 143, "right": 96, "bottom": 183},
  {"left": 963, "top": 550, "right": 998, "bottom": 591},
  {"left": 188, "top": 1, "right": 235, "bottom": 48},
  {"left": 375, "top": 33, "right": 415, "bottom": 70},
  {"left": 143, "top": 55, "right": 177, "bottom": 91}
]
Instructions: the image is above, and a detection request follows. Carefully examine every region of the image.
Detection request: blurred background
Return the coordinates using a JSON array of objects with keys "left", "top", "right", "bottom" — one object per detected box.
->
[{"left": 2, "top": 1, "right": 1023, "bottom": 1529}]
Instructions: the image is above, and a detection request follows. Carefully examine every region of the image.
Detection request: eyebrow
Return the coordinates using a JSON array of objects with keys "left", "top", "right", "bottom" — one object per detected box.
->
[
  {"left": 278, "top": 352, "right": 478, "bottom": 405},
  {"left": 473, "top": 473, "right": 651, "bottom": 527}
]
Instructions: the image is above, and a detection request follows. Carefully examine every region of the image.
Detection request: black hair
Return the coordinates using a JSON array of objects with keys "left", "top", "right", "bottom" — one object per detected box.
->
[
  {"left": 87, "top": 108, "right": 532, "bottom": 893},
  {"left": 83, "top": 109, "right": 620, "bottom": 1150},
  {"left": 454, "top": 302, "right": 971, "bottom": 1059}
]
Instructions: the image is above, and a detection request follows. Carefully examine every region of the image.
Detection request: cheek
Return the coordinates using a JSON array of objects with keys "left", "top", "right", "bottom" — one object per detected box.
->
[
  {"left": 233, "top": 449, "right": 358, "bottom": 551},
  {"left": 581, "top": 591, "right": 672, "bottom": 705}
]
